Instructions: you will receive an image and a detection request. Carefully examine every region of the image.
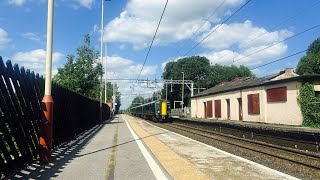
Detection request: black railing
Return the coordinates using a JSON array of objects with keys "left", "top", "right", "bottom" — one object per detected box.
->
[{"left": 0, "top": 57, "right": 110, "bottom": 177}]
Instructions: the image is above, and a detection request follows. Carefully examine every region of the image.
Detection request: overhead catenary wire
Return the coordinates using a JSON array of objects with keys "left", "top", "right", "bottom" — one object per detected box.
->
[
  {"left": 227, "top": 23, "right": 320, "bottom": 66},
  {"left": 250, "top": 49, "right": 307, "bottom": 70},
  {"left": 183, "top": 0, "right": 253, "bottom": 56},
  {"left": 136, "top": 0, "right": 169, "bottom": 81},
  {"left": 173, "top": 0, "right": 226, "bottom": 57},
  {"left": 219, "top": 0, "right": 320, "bottom": 61}
]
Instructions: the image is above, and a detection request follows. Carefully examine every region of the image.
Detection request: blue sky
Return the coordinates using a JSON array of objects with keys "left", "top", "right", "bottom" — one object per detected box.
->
[{"left": 0, "top": 0, "right": 319, "bottom": 108}]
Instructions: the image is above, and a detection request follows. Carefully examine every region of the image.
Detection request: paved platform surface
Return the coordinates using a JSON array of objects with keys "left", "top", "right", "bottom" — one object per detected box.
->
[{"left": 12, "top": 114, "right": 299, "bottom": 180}]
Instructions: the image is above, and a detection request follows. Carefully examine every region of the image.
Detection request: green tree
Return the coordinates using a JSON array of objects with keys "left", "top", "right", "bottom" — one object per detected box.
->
[
  {"left": 162, "top": 56, "right": 210, "bottom": 107},
  {"left": 127, "top": 96, "right": 145, "bottom": 112},
  {"left": 54, "top": 34, "right": 102, "bottom": 100},
  {"left": 296, "top": 37, "right": 320, "bottom": 75},
  {"left": 207, "top": 64, "right": 255, "bottom": 88},
  {"left": 161, "top": 56, "right": 254, "bottom": 107},
  {"left": 131, "top": 96, "right": 145, "bottom": 105}
]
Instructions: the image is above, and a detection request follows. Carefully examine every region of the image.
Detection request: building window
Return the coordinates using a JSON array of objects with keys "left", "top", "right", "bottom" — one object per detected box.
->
[
  {"left": 248, "top": 94, "right": 260, "bottom": 114},
  {"left": 267, "top": 87, "right": 287, "bottom": 102},
  {"left": 215, "top": 100, "right": 221, "bottom": 118}
]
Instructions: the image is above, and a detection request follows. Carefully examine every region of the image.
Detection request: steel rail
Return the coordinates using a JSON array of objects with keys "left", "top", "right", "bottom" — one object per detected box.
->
[{"left": 161, "top": 123, "right": 320, "bottom": 170}]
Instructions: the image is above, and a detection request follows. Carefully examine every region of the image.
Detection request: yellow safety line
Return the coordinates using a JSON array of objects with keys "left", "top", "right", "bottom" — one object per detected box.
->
[
  {"left": 124, "top": 114, "right": 209, "bottom": 180},
  {"left": 105, "top": 123, "right": 119, "bottom": 180}
]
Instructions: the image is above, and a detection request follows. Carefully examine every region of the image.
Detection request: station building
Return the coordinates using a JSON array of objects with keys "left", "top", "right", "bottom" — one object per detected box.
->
[{"left": 190, "top": 68, "right": 320, "bottom": 125}]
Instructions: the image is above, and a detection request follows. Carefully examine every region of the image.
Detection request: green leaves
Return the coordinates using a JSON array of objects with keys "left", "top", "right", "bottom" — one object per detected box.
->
[
  {"left": 299, "top": 82, "right": 320, "bottom": 128},
  {"left": 161, "top": 56, "right": 254, "bottom": 107},
  {"left": 296, "top": 37, "right": 320, "bottom": 75},
  {"left": 54, "top": 34, "right": 102, "bottom": 100}
]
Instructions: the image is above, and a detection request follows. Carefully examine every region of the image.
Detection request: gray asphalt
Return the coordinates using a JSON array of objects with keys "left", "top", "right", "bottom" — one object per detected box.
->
[{"left": 112, "top": 117, "right": 157, "bottom": 180}]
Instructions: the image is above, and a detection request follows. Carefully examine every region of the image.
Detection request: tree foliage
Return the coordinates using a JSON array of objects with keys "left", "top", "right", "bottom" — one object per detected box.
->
[
  {"left": 54, "top": 34, "right": 102, "bottom": 99},
  {"left": 296, "top": 37, "right": 320, "bottom": 75},
  {"left": 207, "top": 64, "right": 255, "bottom": 88},
  {"left": 53, "top": 34, "right": 122, "bottom": 112},
  {"left": 161, "top": 56, "right": 254, "bottom": 107},
  {"left": 298, "top": 83, "right": 320, "bottom": 128}
]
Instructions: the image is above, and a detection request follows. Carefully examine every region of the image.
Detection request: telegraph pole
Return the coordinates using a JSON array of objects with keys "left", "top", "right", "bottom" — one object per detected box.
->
[{"left": 39, "top": 0, "right": 54, "bottom": 164}]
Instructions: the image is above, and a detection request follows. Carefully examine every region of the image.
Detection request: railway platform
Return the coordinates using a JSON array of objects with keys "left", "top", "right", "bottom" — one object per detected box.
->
[{"left": 12, "top": 114, "right": 298, "bottom": 180}]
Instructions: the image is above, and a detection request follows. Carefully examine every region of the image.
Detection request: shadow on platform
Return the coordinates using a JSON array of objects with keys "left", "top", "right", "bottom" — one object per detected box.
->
[{"left": 10, "top": 120, "right": 166, "bottom": 179}]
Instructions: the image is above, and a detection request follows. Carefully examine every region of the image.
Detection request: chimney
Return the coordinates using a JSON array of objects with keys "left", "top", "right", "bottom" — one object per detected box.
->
[
  {"left": 281, "top": 68, "right": 295, "bottom": 75},
  {"left": 272, "top": 68, "right": 298, "bottom": 80}
]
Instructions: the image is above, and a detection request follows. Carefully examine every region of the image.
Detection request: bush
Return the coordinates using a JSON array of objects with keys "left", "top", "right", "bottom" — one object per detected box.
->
[{"left": 298, "top": 82, "right": 320, "bottom": 128}]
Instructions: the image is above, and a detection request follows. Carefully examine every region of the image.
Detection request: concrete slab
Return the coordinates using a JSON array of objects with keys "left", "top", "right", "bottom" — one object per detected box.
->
[
  {"left": 52, "top": 123, "right": 115, "bottom": 180},
  {"left": 110, "top": 116, "right": 170, "bottom": 180},
  {"left": 12, "top": 116, "right": 170, "bottom": 180},
  {"left": 123, "top": 115, "right": 299, "bottom": 180}
]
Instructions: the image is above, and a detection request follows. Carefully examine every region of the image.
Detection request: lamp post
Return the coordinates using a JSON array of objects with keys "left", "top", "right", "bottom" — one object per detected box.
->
[
  {"left": 104, "top": 43, "right": 108, "bottom": 104},
  {"left": 100, "top": 0, "right": 111, "bottom": 122},
  {"left": 39, "top": 0, "right": 54, "bottom": 164}
]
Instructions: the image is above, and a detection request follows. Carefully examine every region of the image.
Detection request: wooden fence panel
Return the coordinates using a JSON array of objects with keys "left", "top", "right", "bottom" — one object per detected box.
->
[{"left": 0, "top": 56, "right": 110, "bottom": 177}]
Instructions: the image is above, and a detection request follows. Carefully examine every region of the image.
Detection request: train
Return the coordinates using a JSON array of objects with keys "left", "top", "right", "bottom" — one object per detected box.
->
[{"left": 131, "top": 99, "right": 172, "bottom": 122}]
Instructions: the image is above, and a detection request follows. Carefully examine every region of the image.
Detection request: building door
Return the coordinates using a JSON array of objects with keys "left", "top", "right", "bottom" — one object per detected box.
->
[
  {"left": 207, "top": 101, "right": 213, "bottom": 118},
  {"left": 238, "top": 98, "right": 243, "bottom": 121},
  {"left": 203, "top": 102, "right": 207, "bottom": 119},
  {"left": 226, "top": 99, "right": 230, "bottom": 120}
]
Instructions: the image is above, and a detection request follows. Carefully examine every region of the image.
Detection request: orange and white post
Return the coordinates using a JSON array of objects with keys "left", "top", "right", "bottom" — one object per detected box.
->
[{"left": 39, "top": 0, "right": 54, "bottom": 164}]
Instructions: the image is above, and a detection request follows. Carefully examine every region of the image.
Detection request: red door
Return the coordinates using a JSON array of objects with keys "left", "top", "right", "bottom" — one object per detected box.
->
[
  {"left": 207, "top": 101, "right": 213, "bottom": 118},
  {"left": 238, "top": 98, "right": 243, "bottom": 121},
  {"left": 204, "top": 102, "right": 207, "bottom": 119}
]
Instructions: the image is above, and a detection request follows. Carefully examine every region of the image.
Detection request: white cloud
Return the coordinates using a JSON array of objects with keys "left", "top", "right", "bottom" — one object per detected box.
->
[
  {"left": 0, "top": 28, "right": 10, "bottom": 50},
  {"left": 202, "top": 43, "right": 288, "bottom": 67},
  {"left": 106, "top": 55, "right": 157, "bottom": 77},
  {"left": 93, "top": 24, "right": 99, "bottom": 33},
  {"left": 21, "top": 32, "right": 42, "bottom": 42},
  {"left": 8, "top": 0, "right": 27, "bottom": 6},
  {"left": 199, "top": 20, "right": 293, "bottom": 50},
  {"left": 78, "top": 0, "right": 94, "bottom": 9},
  {"left": 196, "top": 20, "right": 293, "bottom": 67},
  {"left": 102, "top": 55, "right": 158, "bottom": 109},
  {"left": 10, "top": 49, "right": 64, "bottom": 76},
  {"left": 104, "top": 0, "right": 245, "bottom": 49}
]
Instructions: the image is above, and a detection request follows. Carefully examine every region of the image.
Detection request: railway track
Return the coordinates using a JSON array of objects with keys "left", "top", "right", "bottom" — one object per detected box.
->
[{"left": 149, "top": 121, "right": 320, "bottom": 179}]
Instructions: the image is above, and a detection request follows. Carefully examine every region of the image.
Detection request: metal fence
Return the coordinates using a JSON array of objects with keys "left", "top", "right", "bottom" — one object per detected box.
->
[
  {"left": 171, "top": 107, "right": 191, "bottom": 118},
  {"left": 0, "top": 57, "right": 110, "bottom": 177}
]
